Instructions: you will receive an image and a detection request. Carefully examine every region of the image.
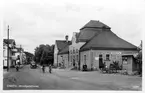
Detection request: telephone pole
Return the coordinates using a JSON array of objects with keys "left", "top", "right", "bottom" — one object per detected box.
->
[{"left": 7, "top": 25, "right": 9, "bottom": 72}]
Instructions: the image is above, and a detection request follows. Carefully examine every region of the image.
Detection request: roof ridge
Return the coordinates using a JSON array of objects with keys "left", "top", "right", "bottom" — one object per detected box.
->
[{"left": 80, "top": 20, "right": 111, "bottom": 30}]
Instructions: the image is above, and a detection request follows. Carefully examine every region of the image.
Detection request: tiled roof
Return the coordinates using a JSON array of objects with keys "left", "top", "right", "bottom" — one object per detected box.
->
[
  {"left": 3, "top": 39, "right": 16, "bottom": 45},
  {"left": 58, "top": 45, "right": 69, "bottom": 54},
  {"left": 80, "top": 20, "right": 110, "bottom": 30},
  {"left": 80, "top": 30, "right": 138, "bottom": 51},
  {"left": 77, "top": 20, "right": 110, "bottom": 42},
  {"left": 56, "top": 40, "right": 71, "bottom": 54},
  {"left": 77, "top": 29, "right": 102, "bottom": 42}
]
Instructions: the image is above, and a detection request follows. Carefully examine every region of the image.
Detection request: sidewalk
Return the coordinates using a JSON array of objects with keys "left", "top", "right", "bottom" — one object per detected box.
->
[{"left": 53, "top": 68, "right": 142, "bottom": 90}]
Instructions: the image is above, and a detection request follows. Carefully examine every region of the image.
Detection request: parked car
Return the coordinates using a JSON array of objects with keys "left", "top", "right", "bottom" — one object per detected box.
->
[{"left": 30, "top": 61, "right": 37, "bottom": 69}]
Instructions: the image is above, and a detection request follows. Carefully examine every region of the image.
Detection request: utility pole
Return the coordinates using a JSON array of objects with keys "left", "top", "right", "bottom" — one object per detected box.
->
[{"left": 7, "top": 25, "right": 9, "bottom": 72}]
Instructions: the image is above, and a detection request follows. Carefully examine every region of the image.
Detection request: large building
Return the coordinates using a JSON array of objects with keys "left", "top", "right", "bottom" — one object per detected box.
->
[{"left": 54, "top": 20, "right": 139, "bottom": 74}]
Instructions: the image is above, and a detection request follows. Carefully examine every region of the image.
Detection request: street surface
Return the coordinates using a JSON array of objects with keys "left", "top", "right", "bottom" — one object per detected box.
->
[{"left": 3, "top": 65, "right": 142, "bottom": 90}]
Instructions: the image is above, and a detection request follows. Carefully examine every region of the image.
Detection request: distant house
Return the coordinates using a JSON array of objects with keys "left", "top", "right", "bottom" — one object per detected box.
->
[
  {"left": 58, "top": 44, "right": 70, "bottom": 68},
  {"left": 54, "top": 35, "right": 71, "bottom": 67},
  {"left": 15, "top": 45, "right": 25, "bottom": 65},
  {"left": 3, "top": 39, "right": 17, "bottom": 68}
]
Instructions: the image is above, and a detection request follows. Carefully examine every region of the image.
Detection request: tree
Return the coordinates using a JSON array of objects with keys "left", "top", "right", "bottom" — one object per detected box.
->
[
  {"left": 24, "top": 51, "right": 34, "bottom": 64},
  {"left": 34, "top": 44, "right": 54, "bottom": 66},
  {"left": 134, "top": 40, "right": 142, "bottom": 75}
]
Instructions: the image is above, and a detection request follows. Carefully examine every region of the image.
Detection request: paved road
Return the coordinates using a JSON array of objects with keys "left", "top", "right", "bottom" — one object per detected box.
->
[{"left": 3, "top": 65, "right": 142, "bottom": 90}]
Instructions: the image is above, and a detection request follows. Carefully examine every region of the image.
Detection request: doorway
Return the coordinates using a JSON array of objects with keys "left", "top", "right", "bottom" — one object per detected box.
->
[{"left": 99, "top": 54, "right": 103, "bottom": 70}]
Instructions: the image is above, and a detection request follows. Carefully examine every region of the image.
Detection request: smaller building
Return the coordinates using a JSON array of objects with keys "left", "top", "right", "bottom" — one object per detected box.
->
[
  {"left": 15, "top": 45, "right": 25, "bottom": 65},
  {"left": 54, "top": 35, "right": 71, "bottom": 67},
  {"left": 58, "top": 45, "right": 70, "bottom": 68}
]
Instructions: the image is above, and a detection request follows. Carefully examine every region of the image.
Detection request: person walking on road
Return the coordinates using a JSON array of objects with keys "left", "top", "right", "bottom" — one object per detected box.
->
[
  {"left": 49, "top": 64, "right": 52, "bottom": 73},
  {"left": 16, "top": 56, "right": 20, "bottom": 72},
  {"left": 15, "top": 64, "right": 19, "bottom": 72},
  {"left": 42, "top": 65, "right": 45, "bottom": 73}
]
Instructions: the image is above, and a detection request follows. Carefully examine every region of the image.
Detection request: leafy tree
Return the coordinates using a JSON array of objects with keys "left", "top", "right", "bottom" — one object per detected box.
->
[
  {"left": 34, "top": 44, "right": 54, "bottom": 66},
  {"left": 24, "top": 51, "right": 34, "bottom": 64},
  {"left": 135, "top": 40, "right": 142, "bottom": 75}
]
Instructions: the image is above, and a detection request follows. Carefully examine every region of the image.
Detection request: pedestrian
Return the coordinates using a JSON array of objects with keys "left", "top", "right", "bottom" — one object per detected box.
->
[
  {"left": 15, "top": 63, "right": 19, "bottom": 72},
  {"left": 16, "top": 56, "right": 20, "bottom": 71},
  {"left": 42, "top": 65, "right": 45, "bottom": 73},
  {"left": 49, "top": 64, "right": 52, "bottom": 73},
  {"left": 16, "top": 55, "right": 21, "bottom": 67}
]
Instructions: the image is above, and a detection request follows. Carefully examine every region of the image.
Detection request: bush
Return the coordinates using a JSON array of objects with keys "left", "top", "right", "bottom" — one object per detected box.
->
[{"left": 108, "top": 61, "right": 122, "bottom": 73}]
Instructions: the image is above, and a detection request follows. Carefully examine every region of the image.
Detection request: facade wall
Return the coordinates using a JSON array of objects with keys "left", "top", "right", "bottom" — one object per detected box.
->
[
  {"left": 124, "top": 56, "right": 132, "bottom": 74},
  {"left": 3, "top": 45, "right": 13, "bottom": 67},
  {"left": 58, "top": 54, "right": 69, "bottom": 68},
  {"left": 63, "top": 54, "right": 69, "bottom": 68},
  {"left": 80, "top": 50, "right": 91, "bottom": 70},
  {"left": 58, "top": 55, "right": 62, "bottom": 66},
  {"left": 54, "top": 43, "right": 59, "bottom": 66},
  {"left": 69, "top": 32, "right": 85, "bottom": 68},
  {"left": 80, "top": 49, "right": 138, "bottom": 71}
]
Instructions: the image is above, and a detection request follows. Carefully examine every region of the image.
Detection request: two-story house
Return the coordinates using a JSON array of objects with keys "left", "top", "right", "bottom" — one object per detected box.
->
[{"left": 3, "top": 39, "right": 17, "bottom": 68}]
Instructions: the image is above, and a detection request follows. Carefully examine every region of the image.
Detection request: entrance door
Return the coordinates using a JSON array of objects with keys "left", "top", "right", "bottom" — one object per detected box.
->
[
  {"left": 73, "top": 59, "right": 75, "bottom": 67},
  {"left": 99, "top": 54, "right": 103, "bottom": 69}
]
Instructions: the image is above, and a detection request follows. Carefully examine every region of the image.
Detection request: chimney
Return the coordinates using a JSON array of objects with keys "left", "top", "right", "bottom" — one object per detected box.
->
[{"left": 65, "top": 35, "right": 68, "bottom": 42}]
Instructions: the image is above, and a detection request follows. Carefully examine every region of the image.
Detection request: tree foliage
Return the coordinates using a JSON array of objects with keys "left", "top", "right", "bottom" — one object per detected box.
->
[
  {"left": 134, "top": 40, "right": 142, "bottom": 75},
  {"left": 34, "top": 44, "right": 54, "bottom": 65},
  {"left": 24, "top": 51, "right": 34, "bottom": 64}
]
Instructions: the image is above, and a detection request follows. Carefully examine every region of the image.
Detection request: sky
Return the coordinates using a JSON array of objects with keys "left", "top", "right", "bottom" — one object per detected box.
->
[{"left": 2, "top": 0, "right": 145, "bottom": 54}]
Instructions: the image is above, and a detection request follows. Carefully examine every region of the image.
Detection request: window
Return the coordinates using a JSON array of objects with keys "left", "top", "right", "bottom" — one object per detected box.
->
[
  {"left": 76, "top": 55, "right": 79, "bottom": 61},
  {"left": 106, "top": 54, "right": 110, "bottom": 61},
  {"left": 69, "top": 55, "right": 71, "bottom": 61},
  {"left": 122, "top": 57, "right": 128, "bottom": 64},
  {"left": 122, "top": 57, "right": 127, "bottom": 61},
  {"left": 71, "top": 55, "right": 73, "bottom": 62},
  {"left": 76, "top": 49, "right": 79, "bottom": 53},
  {"left": 73, "top": 55, "right": 75, "bottom": 61}
]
